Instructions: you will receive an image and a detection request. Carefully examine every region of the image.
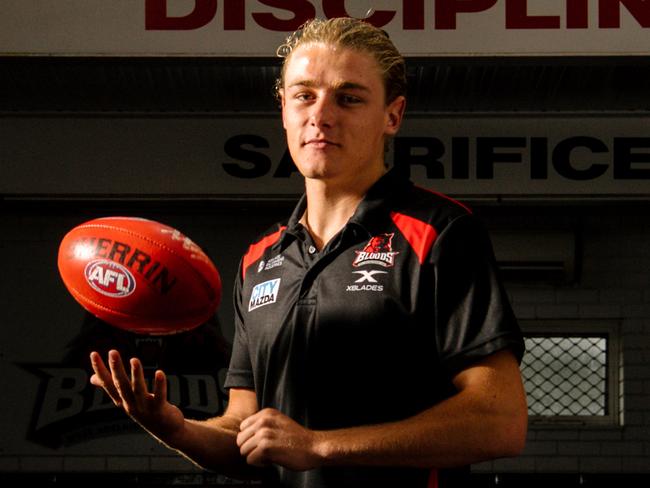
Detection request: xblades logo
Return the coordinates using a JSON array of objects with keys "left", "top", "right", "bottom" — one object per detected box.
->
[
  {"left": 353, "top": 270, "right": 387, "bottom": 283},
  {"left": 347, "top": 270, "right": 386, "bottom": 292}
]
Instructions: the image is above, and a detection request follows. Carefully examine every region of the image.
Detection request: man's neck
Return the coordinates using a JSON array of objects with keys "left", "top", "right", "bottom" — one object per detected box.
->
[{"left": 300, "top": 167, "right": 386, "bottom": 250}]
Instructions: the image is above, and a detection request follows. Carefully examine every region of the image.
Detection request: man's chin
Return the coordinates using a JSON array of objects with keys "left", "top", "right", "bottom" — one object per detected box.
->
[{"left": 295, "top": 161, "right": 338, "bottom": 181}]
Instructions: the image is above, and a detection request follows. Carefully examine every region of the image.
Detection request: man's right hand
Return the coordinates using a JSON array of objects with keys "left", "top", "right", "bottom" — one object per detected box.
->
[{"left": 89, "top": 349, "right": 185, "bottom": 446}]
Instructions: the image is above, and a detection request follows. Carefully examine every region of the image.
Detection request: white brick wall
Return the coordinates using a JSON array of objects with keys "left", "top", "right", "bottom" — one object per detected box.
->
[{"left": 476, "top": 212, "right": 650, "bottom": 475}]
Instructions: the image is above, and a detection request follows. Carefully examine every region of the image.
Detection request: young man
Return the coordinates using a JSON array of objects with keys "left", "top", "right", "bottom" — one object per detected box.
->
[{"left": 90, "top": 18, "right": 527, "bottom": 488}]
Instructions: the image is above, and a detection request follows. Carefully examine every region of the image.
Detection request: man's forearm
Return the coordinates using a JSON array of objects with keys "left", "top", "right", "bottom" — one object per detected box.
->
[
  {"left": 316, "top": 388, "right": 525, "bottom": 469},
  {"left": 155, "top": 415, "right": 260, "bottom": 479},
  {"left": 315, "top": 351, "right": 528, "bottom": 469},
  {"left": 237, "top": 352, "right": 527, "bottom": 472}
]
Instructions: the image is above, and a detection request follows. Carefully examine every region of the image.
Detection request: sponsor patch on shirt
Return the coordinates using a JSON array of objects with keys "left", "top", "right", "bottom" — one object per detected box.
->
[
  {"left": 346, "top": 270, "right": 387, "bottom": 292},
  {"left": 258, "top": 254, "right": 284, "bottom": 273},
  {"left": 353, "top": 233, "right": 399, "bottom": 268},
  {"left": 249, "top": 278, "right": 281, "bottom": 311}
]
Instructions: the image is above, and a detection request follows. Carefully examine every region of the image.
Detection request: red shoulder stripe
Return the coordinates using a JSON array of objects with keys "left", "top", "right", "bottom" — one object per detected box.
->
[
  {"left": 428, "top": 469, "right": 439, "bottom": 488},
  {"left": 416, "top": 185, "right": 473, "bottom": 214},
  {"left": 242, "top": 226, "right": 286, "bottom": 279},
  {"left": 390, "top": 211, "right": 438, "bottom": 265}
]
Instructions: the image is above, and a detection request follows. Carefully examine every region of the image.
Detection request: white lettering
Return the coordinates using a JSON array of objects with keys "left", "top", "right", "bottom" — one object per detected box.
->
[
  {"left": 353, "top": 270, "right": 388, "bottom": 283},
  {"left": 103, "top": 269, "right": 119, "bottom": 286},
  {"left": 346, "top": 284, "right": 384, "bottom": 292},
  {"left": 249, "top": 278, "right": 281, "bottom": 311},
  {"left": 353, "top": 251, "right": 398, "bottom": 268},
  {"left": 87, "top": 265, "right": 103, "bottom": 284},
  {"left": 116, "top": 273, "right": 129, "bottom": 293}
]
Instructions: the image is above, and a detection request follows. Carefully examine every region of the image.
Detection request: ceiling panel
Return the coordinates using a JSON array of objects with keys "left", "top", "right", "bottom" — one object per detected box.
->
[{"left": 1, "top": 57, "right": 649, "bottom": 113}]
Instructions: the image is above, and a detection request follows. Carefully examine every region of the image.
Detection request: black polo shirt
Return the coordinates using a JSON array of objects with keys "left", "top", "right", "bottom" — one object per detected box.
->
[{"left": 224, "top": 170, "right": 524, "bottom": 488}]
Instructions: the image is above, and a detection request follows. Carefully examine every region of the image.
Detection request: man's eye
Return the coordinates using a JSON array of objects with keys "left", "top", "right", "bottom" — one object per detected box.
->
[
  {"left": 295, "top": 93, "right": 313, "bottom": 102},
  {"left": 339, "top": 94, "right": 362, "bottom": 105}
]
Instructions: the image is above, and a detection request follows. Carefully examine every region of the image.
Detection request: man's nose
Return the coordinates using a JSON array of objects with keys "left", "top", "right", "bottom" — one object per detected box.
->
[{"left": 309, "top": 95, "right": 335, "bottom": 128}]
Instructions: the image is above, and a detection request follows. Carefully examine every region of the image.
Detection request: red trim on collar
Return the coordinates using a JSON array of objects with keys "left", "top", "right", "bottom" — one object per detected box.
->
[
  {"left": 428, "top": 469, "right": 439, "bottom": 488},
  {"left": 390, "top": 211, "right": 438, "bottom": 265},
  {"left": 242, "top": 226, "right": 286, "bottom": 279}
]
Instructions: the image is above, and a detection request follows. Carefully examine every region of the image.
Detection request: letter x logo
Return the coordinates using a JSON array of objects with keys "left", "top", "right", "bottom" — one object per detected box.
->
[{"left": 352, "top": 270, "right": 387, "bottom": 283}]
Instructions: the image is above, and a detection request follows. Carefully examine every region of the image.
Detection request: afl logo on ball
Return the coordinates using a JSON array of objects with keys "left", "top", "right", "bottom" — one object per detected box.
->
[{"left": 85, "top": 259, "right": 136, "bottom": 298}]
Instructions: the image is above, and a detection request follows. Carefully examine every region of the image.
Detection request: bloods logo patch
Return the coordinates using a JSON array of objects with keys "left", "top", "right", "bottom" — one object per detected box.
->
[
  {"left": 353, "top": 233, "right": 399, "bottom": 268},
  {"left": 249, "top": 278, "right": 281, "bottom": 311}
]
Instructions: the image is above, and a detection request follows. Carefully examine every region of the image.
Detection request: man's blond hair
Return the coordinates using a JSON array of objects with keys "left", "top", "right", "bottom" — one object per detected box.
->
[{"left": 275, "top": 17, "right": 407, "bottom": 105}]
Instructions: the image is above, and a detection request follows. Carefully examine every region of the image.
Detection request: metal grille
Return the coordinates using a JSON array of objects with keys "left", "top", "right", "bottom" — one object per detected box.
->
[{"left": 522, "top": 336, "right": 608, "bottom": 416}]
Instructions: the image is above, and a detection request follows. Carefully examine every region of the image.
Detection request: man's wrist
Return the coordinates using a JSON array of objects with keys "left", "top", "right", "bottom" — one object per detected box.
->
[
  {"left": 156, "top": 420, "right": 189, "bottom": 451},
  {"left": 312, "top": 430, "right": 337, "bottom": 467}
]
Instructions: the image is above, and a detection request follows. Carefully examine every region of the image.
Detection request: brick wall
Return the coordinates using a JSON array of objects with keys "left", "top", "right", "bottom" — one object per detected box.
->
[{"left": 475, "top": 212, "right": 650, "bottom": 475}]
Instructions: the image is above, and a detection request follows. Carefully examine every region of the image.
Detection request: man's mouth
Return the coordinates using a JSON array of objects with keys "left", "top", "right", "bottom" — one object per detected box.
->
[{"left": 303, "top": 138, "right": 340, "bottom": 148}]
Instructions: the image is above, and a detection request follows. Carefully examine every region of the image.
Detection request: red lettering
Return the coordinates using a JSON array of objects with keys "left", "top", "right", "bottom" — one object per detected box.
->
[
  {"left": 435, "top": 0, "right": 498, "bottom": 29},
  {"left": 95, "top": 238, "right": 111, "bottom": 259},
  {"left": 143, "top": 0, "right": 650, "bottom": 33},
  {"left": 506, "top": 0, "right": 560, "bottom": 29},
  {"left": 224, "top": 0, "right": 245, "bottom": 30},
  {"left": 321, "top": 0, "right": 396, "bottom": 28},
  {"left": 404, "top": 0, "right": 425, "bottom": 29},
  {"left": 145, "top": 0, "right": 217, "bottom": 30},
  {"left": 567, "top": 0, "right": 589, "bottom": 28},
  {"left": 252, "top": 0, "right": 316, "bottom": 31},
  {"left": 599, "top": 0, "right": 650, "bottom": 28}
]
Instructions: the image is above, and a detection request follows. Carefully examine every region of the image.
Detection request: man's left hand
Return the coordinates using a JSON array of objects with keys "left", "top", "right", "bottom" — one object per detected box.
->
[{"left": 237, "top": 408, "right": 324, "bottom": 470}]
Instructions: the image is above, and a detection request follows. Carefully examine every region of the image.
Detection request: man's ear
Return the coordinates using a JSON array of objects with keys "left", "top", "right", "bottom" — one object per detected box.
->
[
  {"left": 279, "top": 89, "right": 288, "bottom": 130},
  {"left": 385, "top": 95, "right": 406, "bottom": 136}
]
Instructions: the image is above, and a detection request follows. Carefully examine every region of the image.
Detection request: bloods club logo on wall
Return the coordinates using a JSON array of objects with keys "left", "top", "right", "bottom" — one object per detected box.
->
[
  {"left": 353, "top": 234, "right": 399, "bottom": 268},
  {"left": 20, "top": 318, "right": 231, "bottom": 448}
]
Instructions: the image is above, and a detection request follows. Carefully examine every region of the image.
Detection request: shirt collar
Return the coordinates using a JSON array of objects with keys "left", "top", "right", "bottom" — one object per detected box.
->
[
  {"left": 274, "top": 193, "right": 307, "bottom": 251},
  {"left": 273, "top": 168, "right": 412, "bottom": 250},
  {"left": 348, "top": 168, "right": 412, "bottom": 236}
]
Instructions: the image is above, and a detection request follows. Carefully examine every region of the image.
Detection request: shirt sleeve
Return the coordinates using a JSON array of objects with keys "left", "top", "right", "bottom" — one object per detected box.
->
[
  {"left": 429, "top": 214, "right": 525, "bottom": 375},
  {"left": 223, "top": 260, "right": 255, "bottom": 390}
]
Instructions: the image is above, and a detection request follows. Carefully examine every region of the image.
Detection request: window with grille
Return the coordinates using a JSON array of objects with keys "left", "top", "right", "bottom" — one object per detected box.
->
[{"left": 520, "top": 320, "right": 620, "bottom": 425}]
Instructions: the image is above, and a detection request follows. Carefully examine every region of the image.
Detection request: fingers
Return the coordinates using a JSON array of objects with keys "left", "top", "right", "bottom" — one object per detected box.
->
[
  {"left": 239, "top": 429, "right": 273, "bottom": 466},
  {"left": 237, "top": 410, "right": 279, "bottom": 465},
  {"left": 130, "top": 357, "right": 148, "bottom": 397},
  {"left": 236, "top": 410, "right": 319, "bottom": 471},
  {"left": 238, "top": 412, "right": 255, "bottom": 433},
  {"left": 237, "top": 411, "right": 262, "bottom": 459},
  {"left": 237, "top": 409, "right": 267, "bottom": 447},
  {"left": 89, "top": 351, "right": 121, "bottom": 405},
  {"left": 89, "top": 350, "right": 150, "bottom": 410},
  {"left": 236, "top": 419, "right": 259, "bottom": 450},
  {"left": 108, "top": 350, "right": 137, "bottom": 408},
  {"left": 239, "top": 408, "right": 273, "bottom": 432},
  {"left": 90, "top": 351, "right": 171, "bottom": 426},
  {"left": 152, "top": 369, "right": 168, "bottom": 407}
]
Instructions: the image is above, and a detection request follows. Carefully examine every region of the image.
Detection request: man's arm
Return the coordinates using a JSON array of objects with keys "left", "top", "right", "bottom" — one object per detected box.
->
[
  {"left": 236, "top": 349, "right": 527, "bottom": 470},
  {"left": 170, "top": 388, "right": 260, "bottom": 476},
  {"left": 90, "top": 351, "right": 260, "bottom": 477}
]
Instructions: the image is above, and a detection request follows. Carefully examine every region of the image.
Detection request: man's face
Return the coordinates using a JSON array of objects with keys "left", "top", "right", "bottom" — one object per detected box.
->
[{"left": 280, "top": 43, "right": 405, "bottom": 185}]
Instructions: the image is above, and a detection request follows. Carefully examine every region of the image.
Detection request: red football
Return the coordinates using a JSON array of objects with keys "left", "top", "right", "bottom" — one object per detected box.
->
[{"left": 57, "top": 217, "right": 222, "bottom": 335}]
